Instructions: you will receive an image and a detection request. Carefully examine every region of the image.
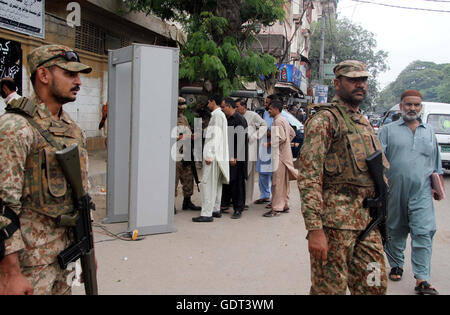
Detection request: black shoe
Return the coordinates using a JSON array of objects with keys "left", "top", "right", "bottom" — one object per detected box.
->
[
  {"left": 212, "top": 212, "right": 222, "bottom": 218},
  {"left": 231, "top": 211, "right": 242, "bottom": 219},
  {"left": 192, "top": 216, "right": 213, "bottom": 222},
  {"left": 174, "top": 206, "right": 177, "bottom": 215},
  {"left": 183, "top": 197, "right": 201, "bottom": 211}
]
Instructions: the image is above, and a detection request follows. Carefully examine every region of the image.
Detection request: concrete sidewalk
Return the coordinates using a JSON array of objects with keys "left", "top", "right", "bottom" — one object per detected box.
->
[{"left": 74, "top": 149, "right": 450, "bottom": 295}]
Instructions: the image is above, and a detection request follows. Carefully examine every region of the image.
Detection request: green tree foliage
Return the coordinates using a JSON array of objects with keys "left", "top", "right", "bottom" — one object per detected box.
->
[
  {"left": 377, "top": 61, "right": 450, "bottom": 112},
  {"left": 124, "top": 0, "right": 285, "bottom": 96},
  {"left": 309, "top": 17, "right": 388, "bottom": 111}
]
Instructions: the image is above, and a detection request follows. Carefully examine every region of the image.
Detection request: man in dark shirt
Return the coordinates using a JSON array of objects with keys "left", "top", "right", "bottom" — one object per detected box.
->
[{"left": 220, "top": 97, "right": 248, "bottom": 219}]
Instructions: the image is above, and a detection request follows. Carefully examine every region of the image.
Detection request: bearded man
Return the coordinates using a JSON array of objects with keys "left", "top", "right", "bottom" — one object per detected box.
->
[
  {"left": 378, "top": 89, "right": 444, "bottom": 295},
  {"left": 297, "top": 60, "right": 390, "bottom": 295}
]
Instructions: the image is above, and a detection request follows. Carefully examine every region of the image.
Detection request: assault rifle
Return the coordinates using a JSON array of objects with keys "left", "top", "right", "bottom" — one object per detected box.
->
[
  {"left": 181, "top": 135, "right": 200, "bottom": 192},
  {"left": 190, "top": 143, "right": 200, "bottom": 192},
  {"left": 358, "top": 150, "right": 388, "bottom": 245},
  {"left": 55, "top": 143, "right": 98, "bottom": 295}
]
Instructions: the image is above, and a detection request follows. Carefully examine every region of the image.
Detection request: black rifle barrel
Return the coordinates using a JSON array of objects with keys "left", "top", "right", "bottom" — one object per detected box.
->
[
  {"left": 56, "top": 143, "right": 98, "bottom": 295},
  {"left": 358, "top": 150, "right": 388, "bottom": 244}
]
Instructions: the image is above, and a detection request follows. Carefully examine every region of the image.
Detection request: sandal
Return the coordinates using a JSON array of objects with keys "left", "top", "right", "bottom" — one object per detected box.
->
[
  {"left": 254, "top": 198, "right": 270, "bottom": 204},
  {"left": 263, "top": 210, "right": 280, "bottom": 217},
  {"left": 415, "top": 281, "right": 439, "bottom": 295},
  {"left": 389, "top": 267, "right": 403, "bottom": 281},
  {"left": 265, "top": 203, "right": 272, "bottom": 209},
  {"left": 281, "top": 207, "right": 289, "bottom": 213}
]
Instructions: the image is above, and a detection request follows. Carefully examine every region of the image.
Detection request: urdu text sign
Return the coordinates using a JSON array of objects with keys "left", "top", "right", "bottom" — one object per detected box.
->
[{"left": 0, "top": 0, "right": 45, "bottom": 39}]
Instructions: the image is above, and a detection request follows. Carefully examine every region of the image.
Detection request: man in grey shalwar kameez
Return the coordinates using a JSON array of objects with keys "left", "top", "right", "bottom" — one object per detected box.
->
[{"left": 378, "top": 89, "right": 444, "bottom": 295}]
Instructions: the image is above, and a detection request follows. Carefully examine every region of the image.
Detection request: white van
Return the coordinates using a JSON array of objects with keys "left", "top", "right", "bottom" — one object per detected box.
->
[{"left": 381, "top": 102, "right": 450, "bottom": 169}]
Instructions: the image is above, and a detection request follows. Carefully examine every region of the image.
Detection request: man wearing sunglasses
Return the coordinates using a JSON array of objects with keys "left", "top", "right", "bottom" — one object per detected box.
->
[{"left": 0, "top": 45, "right": 93, "bottom": 295}]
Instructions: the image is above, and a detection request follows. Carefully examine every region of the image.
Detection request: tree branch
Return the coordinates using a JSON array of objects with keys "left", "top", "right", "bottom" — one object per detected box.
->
[{"left": 278, "top": 0, "right": 313, "bottom": 64}]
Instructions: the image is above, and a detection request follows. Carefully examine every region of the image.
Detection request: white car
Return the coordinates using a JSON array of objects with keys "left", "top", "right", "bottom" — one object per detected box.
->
[{"left": 282, "top": 109, "right": 304, "bottom": 134}]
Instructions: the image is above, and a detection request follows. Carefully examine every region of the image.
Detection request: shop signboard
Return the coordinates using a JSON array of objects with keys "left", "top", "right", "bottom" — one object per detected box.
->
[
  {"left": 278, "top": 63, "right": 302, "bottom": 90},
  {"left": 314, "top": 85, "right": 329, "bottom": 104}
]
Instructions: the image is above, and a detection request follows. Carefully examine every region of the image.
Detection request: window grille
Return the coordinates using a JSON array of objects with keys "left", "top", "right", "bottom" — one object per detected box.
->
[{"left": 75, "top": 19, "right": 131, "bottom": 55}]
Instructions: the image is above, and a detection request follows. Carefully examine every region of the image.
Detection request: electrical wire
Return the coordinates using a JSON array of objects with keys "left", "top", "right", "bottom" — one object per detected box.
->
[
  {"left": 92, "top": 223, "right": 145, "bottom": 244},
  {"left": 349, "top": 0, "right": 450, "bottom": 13}
]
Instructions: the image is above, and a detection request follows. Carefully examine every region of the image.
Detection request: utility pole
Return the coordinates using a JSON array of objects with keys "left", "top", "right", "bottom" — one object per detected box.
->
[{"left": 319, "top": 0, "right": 326, "bottom": 85}]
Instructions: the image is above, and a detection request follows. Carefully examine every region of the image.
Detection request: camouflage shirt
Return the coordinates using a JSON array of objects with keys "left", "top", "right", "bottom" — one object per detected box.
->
[
  {"left": 0, "top": 94, "right": 88, "bottom": 266},
  {"left": 297, "top": 96, "right": 388, "bottom": 231}
]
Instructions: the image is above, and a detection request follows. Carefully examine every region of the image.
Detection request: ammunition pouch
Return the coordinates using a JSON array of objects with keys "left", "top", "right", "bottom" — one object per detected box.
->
[{"left": 0, "top": 199, "right": 20, "bottom": 261}]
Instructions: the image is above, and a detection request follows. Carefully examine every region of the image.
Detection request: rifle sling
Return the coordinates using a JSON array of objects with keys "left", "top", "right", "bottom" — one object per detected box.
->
[
  {"left": 0, "top": 199, "right": 21, "bottom": 261},
  {"left": 0, "top": 201, "right": 20, "bottom": 242},
  {"left": 7, "top": 109, "right": 64, "bottom": 151}
]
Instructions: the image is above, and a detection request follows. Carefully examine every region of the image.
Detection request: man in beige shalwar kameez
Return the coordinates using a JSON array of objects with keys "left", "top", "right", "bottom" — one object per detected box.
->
[{"left": 264, "top": 100, "right": 298, "bottom": 217}]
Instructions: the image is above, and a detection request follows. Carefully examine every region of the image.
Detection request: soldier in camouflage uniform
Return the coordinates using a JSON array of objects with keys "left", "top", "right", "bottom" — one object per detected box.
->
[
  {"left": 175, "top": 97, "right": 201, "bottom": 212},
  {"left": 297, "top": 60, "right": 389, "bottom": 295},
  {"left": 0, "top": 45, "right": 92, "bottom": 295}
]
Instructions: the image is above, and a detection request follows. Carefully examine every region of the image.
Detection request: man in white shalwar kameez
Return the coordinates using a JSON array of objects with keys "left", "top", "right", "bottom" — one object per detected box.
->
[{"left": 193, "top": 95, "right": 230, "bottom": 222}]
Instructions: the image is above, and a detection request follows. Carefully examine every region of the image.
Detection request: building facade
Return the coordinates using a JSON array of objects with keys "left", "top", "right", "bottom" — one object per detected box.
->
[
  {"left": 254, "top": 0, "right": 337, "bottom": 98},
  {"left": 0, "top": 0, "right": 180, "bottom": 148}
]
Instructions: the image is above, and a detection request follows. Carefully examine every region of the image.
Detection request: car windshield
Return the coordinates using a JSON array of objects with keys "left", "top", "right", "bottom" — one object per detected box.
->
[
  {"left": 427, "top": 114, "right": 450, "bottom": 135},
  {"left": 382, "top": 110, "right": 401, "bottom": 125}
]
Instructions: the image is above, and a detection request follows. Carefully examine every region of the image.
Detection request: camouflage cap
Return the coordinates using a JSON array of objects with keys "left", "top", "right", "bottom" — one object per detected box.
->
[
  {"left": 333, "top": 60, "right": 369, "bottom": 78},
  {"left": 27, "top": 44, "right": 92, "bottom": 75}
]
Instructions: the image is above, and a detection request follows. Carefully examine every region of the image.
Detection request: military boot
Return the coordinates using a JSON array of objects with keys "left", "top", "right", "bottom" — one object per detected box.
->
[{"left": 182, "top": 196, "right": 201, "bottom": 211}]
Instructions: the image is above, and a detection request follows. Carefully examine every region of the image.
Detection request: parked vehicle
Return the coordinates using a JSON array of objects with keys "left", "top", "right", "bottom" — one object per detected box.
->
[
  {"left": 379, "top": 106, "right": 401, "bottom": 128},
  {"left": 283, "top": 109, "right": 304, "bottom": 134},
  {"left": 370, "top": 118, "right": 381, "bottom": 134},
  {"left": 381, "top": 102, "right": 450, "bottom": 169}
]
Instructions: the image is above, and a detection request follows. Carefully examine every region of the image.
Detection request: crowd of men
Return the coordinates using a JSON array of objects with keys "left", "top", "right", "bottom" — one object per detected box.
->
[
  {"left": 174, "top": 92, "right": 301, "bottom": 222},
  {"left": 0, "top": 46, "right": 445, "bottom": 296}
]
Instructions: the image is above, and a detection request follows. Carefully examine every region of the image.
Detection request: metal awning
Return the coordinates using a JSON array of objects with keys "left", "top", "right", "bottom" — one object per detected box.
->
[{"left": 275, "top": 82, "right": 300, "bottom": 93}]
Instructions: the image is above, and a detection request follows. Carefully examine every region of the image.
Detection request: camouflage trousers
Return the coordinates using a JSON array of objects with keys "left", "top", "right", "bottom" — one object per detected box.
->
[
  {"left": 309, "top": 227, "right": 387, "bottom": 295},
  {"left": 22, "top": 262, "right": 73, "bottom": 295},
  {"left": 175, "top": 161, "right": 194, "bottom": 197}
]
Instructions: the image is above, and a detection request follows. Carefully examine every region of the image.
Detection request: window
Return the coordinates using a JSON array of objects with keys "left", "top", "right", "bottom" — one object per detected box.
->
[
  {"left": 427, "top": 114, "right": 450, "bottom": 135},
  {"left": 75, "top": 19, "right": 131, "bottom": 55}
]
